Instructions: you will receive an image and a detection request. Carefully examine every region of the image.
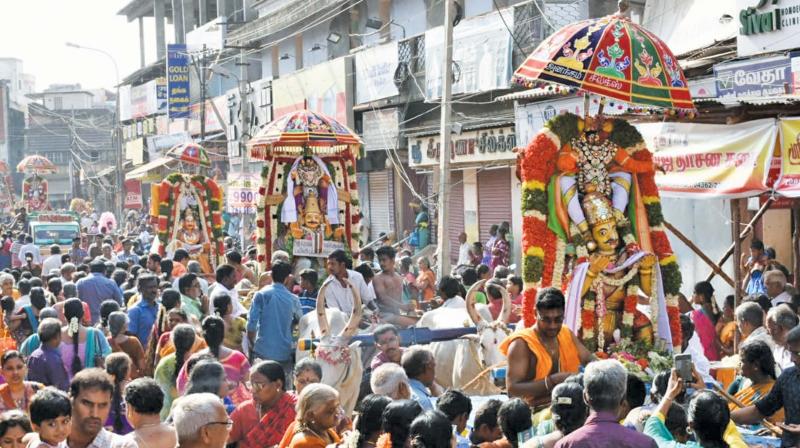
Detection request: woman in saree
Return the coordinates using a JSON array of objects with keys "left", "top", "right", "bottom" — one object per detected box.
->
[
  {"left": 727, "top": 339, "right": 784, "bottom": 425},
  {"left": 690, "top": 281, "right": 720, "bottom": 362}
]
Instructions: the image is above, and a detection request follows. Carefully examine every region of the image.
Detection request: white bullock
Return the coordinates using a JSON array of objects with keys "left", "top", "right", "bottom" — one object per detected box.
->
[
  {"left": 417, "top": 280, "right": 511, "bottom": 395},
  {"left": 295, "top": 278, "right": 363, "bottom": 416}
]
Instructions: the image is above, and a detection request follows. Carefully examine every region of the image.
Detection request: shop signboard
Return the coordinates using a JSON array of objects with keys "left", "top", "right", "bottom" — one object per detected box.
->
[
  {"left": 425, "top": 9, "right": 513, "bottom": 99},
  {"left": 635, "top": 119, "right": 775, "bottom": 198},
  {"left": 514, "top": 97, "right": 622, "bottom": 147},
  {"left": 714, "top": 54, "right": 796, "bottom": 98},
  {"left": 146, "top": 132, "right": 191, "bottom": 160},
  {"left": 272, "top": 57, "right": 352, "bottom": 126},
  {"left": 362, "top": 108, "right": 400, "bottom": 151},
  {"left": 226, "top": 172, "right": 260, "bottom": 214},
  {"left": 355, "top": 41, "right": 399, "bottom": 104},
  {"left": 130, "top": 78, "right": 167, "bottom": 119},
  {"left": 189, "top": 94, "right": 229, "bottom": 135},
  {"left": 167, "top": 44, "right": 190, "bottom": 119},
  {"left": 736, "top": 0, "right": 800, "bottom": 57},
  {"left": 124, "top": 179, "right": 143, "bottom": 209},
  {"left": 409, "top": 126, "right": 516, "bottom": 168}
]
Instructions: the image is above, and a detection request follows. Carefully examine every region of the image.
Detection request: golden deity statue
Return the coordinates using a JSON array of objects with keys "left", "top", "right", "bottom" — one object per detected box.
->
[{"left": 170, "top": 208, "right": 213, "bottom": 273}]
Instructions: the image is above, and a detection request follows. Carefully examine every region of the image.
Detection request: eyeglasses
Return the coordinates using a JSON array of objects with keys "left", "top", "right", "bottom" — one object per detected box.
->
[
  {"left": 204, "top": 419, "right": 233, "bottom": 430},
  {"left": 245, "top": 380, "right": 268, "bottom": 391}
]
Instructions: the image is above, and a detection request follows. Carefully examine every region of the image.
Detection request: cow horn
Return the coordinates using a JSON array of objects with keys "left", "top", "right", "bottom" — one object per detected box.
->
[
  {"left": 466, "top": 279, "right": 486, "bottom": 326},
  {"left": 316, "top": 279, "right": 334, "bottom": 338},
  {"left": 495, "top": 283, "right": 512, "bottom": 324},
  {"left": 338, "top": 277, "right": 362, "bottom": 339}
]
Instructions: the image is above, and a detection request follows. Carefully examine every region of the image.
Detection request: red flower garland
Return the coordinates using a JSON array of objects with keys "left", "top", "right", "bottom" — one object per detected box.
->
[{"left": 522, "top": 288, "right": 538, "bottom": 327}]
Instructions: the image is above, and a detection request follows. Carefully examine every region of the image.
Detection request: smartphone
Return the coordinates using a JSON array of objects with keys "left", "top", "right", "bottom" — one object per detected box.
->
[{"left": 674, "top": 353, "right": 693, "bottom": 382}]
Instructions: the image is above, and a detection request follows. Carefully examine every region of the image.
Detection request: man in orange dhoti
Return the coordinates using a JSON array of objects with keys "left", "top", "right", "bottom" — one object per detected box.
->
[{"left": 500, "top": 287, "right": 594, "bottom": 409}]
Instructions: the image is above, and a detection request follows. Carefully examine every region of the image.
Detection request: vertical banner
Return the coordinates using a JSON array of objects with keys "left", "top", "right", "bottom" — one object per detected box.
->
[
  {"left": 124, "top": 179, "right": 143, "bottom": 209},
  {"left": 167, "top": 44, "right": 190, "bottom": 119},
  {"left": 226, "top": 173, "right": 260, "bottom": 214},
  {"left": 776, "top": 117, "right": 800, "bottom": 197},
  {"left": 636, "top": 119, "right": 775, "bottom": 198}
]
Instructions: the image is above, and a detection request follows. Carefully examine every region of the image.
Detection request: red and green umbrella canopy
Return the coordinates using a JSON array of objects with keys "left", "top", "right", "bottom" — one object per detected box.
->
[
  {"left": 248, "top": 109, "right": 362, "bottom": 158},
  {"left": 16, "top": 155, "right": 57, "bottom": 175},
  {"left": 513, "top": 15, "right": 693, "bottom": 110},
  {"left": 166, "top": 142, "right": 211, "bottom": 167}
]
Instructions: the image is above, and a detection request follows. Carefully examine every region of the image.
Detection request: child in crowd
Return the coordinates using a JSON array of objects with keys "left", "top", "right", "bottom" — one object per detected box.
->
[{"left": 28, "top": 387, "right": 72, "bottom": 448}]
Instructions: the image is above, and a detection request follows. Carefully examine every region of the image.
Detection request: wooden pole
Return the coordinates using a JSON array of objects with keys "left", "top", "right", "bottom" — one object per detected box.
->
[
  {"left": 663, "top": 220, "right": 735, "bottom": 288},
  {"left": 731, "top": 199, "right": 743, "bottom": 353},
  {"left": 706, "top": 196, "right": 774, "bottom": 282}
]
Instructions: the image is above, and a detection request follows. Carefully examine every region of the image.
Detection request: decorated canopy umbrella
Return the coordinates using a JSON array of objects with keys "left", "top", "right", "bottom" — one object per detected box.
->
[
  {"left": 247, "top": 109, "right": 363, "bottom": 159},
  {"left": 16, "top": 155, "right": 57, "bottom": 175},
  {"left": 166, "top": 142, "right": 211, "bottom": 167},
  {"left": 512, "top": 9, "right": 693, "bottom": 111}
]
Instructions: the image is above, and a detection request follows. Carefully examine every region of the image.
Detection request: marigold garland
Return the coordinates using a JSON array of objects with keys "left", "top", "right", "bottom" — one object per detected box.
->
[{"left": 517, "top": 112, "right": 682, "bottom": 351}]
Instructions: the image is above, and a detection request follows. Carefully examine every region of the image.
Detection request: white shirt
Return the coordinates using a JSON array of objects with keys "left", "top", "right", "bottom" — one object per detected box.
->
[
  {"left": 745, "top": 326, "right": 776, "bottom": 350},
  {"left": 18, "top": 243, "right": 42, "bottom": 264},
  {"left": 457, "top": 242, "right": 471, "bottom": 266},
  {"left": 774, "top": 345, "right": 794, "bottom": 371},
  {"left": 323, "top": 269, "right": 375, "bottom": 314},
  {"left": 209, "top": 282, "right": 247, "bottom": 317},
  {"left": 685, "top": 332, "right": 714, "bottom": 383},
  {"left": 771, "top": 291, "right": 792, "bottom": 307},
  {"left": 13, "top": 295, "right": 29, "bottom": 314},
  {"left": 41, "top": 254, "right": 63, "bottom": 275}
]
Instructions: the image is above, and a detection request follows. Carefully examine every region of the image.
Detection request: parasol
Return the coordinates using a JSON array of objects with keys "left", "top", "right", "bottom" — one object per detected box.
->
[
  {"left": 247, "top": 109, "right": 362, "bottom": 158},
  {"left": 166, "top": 142, "right": 211, "bottom": 167},
  {"left": 16, "top": 155, "right": 57, "bottom": 175},
  {"left": 512, "top": 12, "right": 693, "bottom": 110}
]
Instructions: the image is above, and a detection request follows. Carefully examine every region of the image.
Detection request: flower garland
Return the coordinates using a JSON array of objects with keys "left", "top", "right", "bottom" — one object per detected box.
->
[
  {"left": 152, "top": 174, "right": 224, "bottom": 268},
  {"left": 518, "top": 112, "right": 682, "bottom": 350}
]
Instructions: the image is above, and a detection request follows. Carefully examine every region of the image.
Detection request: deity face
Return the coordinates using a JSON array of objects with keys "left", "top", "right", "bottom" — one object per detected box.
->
[
  {"left": 590, "top": 219, "right": 619, "bottom": 254},
  {"left": 304, "top": 210, "right": 321, "bottom": 229},
  {"left": 184, "top": 214, "right": 196, "bottom": 232}
]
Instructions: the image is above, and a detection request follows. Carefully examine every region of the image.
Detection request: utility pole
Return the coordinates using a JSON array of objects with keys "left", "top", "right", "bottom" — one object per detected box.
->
[
  {"left": 200, "top": 44, "right": 207, "bottom": 142},
  {"left": 237, "top": 48, "right": 251, "bottom": 249},
  {"left": 436, "top": 0, "right": 455, "bottom": 278}
]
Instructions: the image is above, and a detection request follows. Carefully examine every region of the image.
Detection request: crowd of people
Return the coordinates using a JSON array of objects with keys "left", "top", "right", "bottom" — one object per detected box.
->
[{"left": 1, "top": 207, "right": 800, "bottom": 448}]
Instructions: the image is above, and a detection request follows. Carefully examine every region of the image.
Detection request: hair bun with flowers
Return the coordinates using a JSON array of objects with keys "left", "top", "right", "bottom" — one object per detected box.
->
[{"left": 68, "top": 317, "right": 80, "bottom": 337}]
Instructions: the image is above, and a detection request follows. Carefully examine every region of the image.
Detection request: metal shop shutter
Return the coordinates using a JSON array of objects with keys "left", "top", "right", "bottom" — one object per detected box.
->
[
  {"left": 446, "top": 170, "right": 464, "bottom": 265},
  {"left": 478, "top": 167, "right": 512, "bottom": 244},
  {"left": 368, "top": 170, "right": 393, "bottom": 241}
]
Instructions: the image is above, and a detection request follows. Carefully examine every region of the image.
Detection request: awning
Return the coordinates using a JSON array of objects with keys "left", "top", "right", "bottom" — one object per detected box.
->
[{"left": 125, "top": 157, "right": 174, "bottom": 181}]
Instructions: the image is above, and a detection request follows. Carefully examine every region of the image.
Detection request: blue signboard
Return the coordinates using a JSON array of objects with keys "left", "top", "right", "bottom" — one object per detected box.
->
[
  {"left": 167, "top": 44, "right": 190, "bottom": 118},
  {"left": 714, "top": 53, "right": 797, "bottom": 99}
]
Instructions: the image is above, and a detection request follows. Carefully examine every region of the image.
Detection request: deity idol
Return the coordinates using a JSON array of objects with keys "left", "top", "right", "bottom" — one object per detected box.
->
[
  {"left": 281, "top": 155, "right": 344, "bottom": 241},
  {"left": 169, "top": 207, "right": 212, "bottom": 273},
  {"left": 516, "top": 113, "right": 678, "bottom": 353}
]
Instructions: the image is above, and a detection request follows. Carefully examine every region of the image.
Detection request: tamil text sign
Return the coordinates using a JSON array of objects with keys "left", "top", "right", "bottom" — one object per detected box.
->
[
  {"left": 409, "top": 126, "right": 516, "bottom": 168},
  {"left": 425, "top": 9, "right": 513, "bottom": 99},
  {"left": 167, "top": 44, "right": 190, "bottom": 119},
  {"left": 636, "top": 119, "right": 775, "bottom": 198},
  {"left": 355, "top": 41, "right": 399, "bottom": 104},
  {"left": 714, "top": 53, "right": 795, "bottom": 98},
  {"left": 776, "top": 117, "right": 800, "bottom": 197}
]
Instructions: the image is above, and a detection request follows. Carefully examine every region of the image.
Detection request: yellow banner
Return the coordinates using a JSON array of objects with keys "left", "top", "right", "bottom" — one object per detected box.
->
[{"left": 777, "top": 117, "right": 800, "bottom": 197}]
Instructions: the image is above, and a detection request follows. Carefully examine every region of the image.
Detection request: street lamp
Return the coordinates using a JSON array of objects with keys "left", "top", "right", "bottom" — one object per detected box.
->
[{"left": 65, "top": 42, "right": 123, "bottom": 220}]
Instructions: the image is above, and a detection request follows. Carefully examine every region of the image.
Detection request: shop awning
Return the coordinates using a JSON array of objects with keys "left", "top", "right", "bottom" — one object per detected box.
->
[{"left": 125, "top": 157, "right": 174, "bottom": 181}]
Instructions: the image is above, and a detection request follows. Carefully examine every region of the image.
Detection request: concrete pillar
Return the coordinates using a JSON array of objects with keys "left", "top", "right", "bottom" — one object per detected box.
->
[
  {"left": 172, "top": 0, "right": 185, "bottom": 43},
  {"left": 463, "top": 168, "right": 479, "bottom": 243},
  {"left": 379, "top": 0, "right": 391, "bottom": 40},
  {"left": 154, "top": 0, "right": 166, "bottom": 59},
  {"left": 216, "top": 0, "right": 228, "bottom": 19},
  {"left": 510, "top": 166, "right": 522, "bottom": 271},
  {"left": 183, "top": 0, "right": 196, "bottom": 34},
  {"left": 199, "top": 0, "right": 208, "bottom": 25},
  {"left": 138, "top": 17, "right": 146, "bottom": 68},
  {"left": 294, "top": 34, "right": 303, "bottom": 70},
  {"left": 271, "top": 47, "right": 279, "bottom": 78}
]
